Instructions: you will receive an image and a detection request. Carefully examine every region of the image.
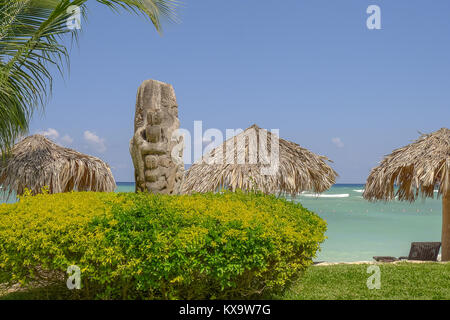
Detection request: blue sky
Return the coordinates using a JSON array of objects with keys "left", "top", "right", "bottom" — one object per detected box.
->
[{"left": 29, "top": 0, "right": 450, "bottom": 183}]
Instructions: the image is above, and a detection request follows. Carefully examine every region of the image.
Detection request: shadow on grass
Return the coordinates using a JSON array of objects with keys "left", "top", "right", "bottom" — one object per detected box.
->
[
  {"left": 1, "top": 283, "right": 84, "bottom": 300},
  {"left": 4, "top": 263, "right": 450, "bottom": 300}
]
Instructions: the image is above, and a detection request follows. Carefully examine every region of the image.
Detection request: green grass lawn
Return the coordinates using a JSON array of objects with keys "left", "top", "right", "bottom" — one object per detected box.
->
[
  {"left": 276, "top": 262, "right": 450, "bottom": 300},
  {"left": 2, "top": 262, "right": 450, "bottom": 300}
]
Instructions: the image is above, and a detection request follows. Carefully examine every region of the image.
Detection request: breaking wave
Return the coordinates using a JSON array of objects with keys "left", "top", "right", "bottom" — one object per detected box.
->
[{"left": 300, "top": 193, "right": 350, "bottom": 198}]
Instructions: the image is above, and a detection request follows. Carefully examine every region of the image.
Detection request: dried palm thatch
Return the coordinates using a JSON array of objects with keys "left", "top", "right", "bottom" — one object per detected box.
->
[
  {"left": 182, "top": 124, "right": 337, "bottom": 195},
  {"left": 0, "top": 135, "right": 116, "bottom": 196},
  {"left": 363, "top": 128, "right": 450, "bottom": 261},
  {"left": 364, "top": 128, "right": 450, "bottom": 202}
]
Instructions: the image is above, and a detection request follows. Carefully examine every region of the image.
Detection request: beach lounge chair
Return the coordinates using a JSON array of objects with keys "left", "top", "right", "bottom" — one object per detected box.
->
[{"left": 373, "top": 242, "right": 441, "bottom": 262}]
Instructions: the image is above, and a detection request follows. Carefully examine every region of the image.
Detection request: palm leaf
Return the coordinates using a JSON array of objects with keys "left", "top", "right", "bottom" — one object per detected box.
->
[{"left": 0, "top": 0, "right": 179, "bottom": 154}]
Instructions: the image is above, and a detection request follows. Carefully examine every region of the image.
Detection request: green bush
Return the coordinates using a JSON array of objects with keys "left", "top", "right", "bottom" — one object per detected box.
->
[{"left": 0, "top": 190, "right": 326, "bottom": 299}]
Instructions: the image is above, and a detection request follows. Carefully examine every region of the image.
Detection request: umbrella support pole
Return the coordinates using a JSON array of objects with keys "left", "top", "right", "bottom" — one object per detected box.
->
[{"left": 442, "top": 192, "right": 450, "bottom": 262}]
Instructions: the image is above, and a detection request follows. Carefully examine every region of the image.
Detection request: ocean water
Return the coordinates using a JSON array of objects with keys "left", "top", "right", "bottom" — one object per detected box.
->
[
  {"left": 291, "top": 184, "right": 442, "bottom": 262},
  {"left": 2, "top": 183, "right": 442, "bottom": 262}
]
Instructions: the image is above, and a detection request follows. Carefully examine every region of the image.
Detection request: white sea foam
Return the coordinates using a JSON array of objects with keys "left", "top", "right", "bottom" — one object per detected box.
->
[
  {"left": 300, "top": 193, "right": 350, "bottom": 198},
  {"left": 353, "top": 189, "right": 364, "bottom": 193}
]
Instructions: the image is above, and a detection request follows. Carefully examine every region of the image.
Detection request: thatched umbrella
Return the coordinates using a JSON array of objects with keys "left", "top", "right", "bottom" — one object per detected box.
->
[
  {"left": 182, "top": 124, "right": 337, "bottom": 195},
  {"left": 363, "top": 128, "right": 450, "bottom": 260},
  {"left": 0, "top": 134, "right": 116, "bottom": 196}
]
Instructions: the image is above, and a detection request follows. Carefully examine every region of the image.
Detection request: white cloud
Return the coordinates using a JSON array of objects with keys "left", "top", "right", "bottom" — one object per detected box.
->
[
  {"left": 60, "top": 134, "right": 74, "bottom": 145},
  {"left": 38, "top": 128, "right": 59, "bottom": 140},
  {"left": 84, "top": 130, "right": 106, "bottom": 153},
  {"left": 110, "top": 163, "right": 128, "bottom": 170},
  {"left": 36, "top": 128, "right": 73, "bottom": 146},
  {"left": 332, "top": 137, "right": 344, "bottom": 148}
]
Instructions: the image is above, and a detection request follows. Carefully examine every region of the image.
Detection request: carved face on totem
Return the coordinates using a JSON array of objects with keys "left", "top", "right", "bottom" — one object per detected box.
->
[{"left": 130, "top": 80, "right": 184, "bottom": 194}]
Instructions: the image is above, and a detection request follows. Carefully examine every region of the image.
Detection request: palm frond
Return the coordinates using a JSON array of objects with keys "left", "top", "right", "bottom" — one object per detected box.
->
[
  {"left": 0, "top": 0, "right": 179, "bottom": 154},
  {"left": 0, "top": 0, "right": 86, "bottom": 155},
  {"left": 97, "top": 0, "right": 181, "bottom": 31}
]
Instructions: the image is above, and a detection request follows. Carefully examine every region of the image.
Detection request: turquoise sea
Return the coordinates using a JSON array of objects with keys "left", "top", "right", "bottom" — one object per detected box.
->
[
  {"left": 3, "top": 183, "right": 443, "bottom": 263},
  {"left": 289, "top": 184, "right": 442, "bottom": 262}
]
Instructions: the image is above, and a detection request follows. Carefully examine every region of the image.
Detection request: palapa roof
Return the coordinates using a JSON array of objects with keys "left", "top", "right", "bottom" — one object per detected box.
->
[
  {"left": 364, "top": 128, "right": 450, "bottom": 202},
  {"left": 0, "top": 135, "right": 116, "bottom": 196},
  {"left": 182, "top": 124, "right": 337, "bottom": 195}
]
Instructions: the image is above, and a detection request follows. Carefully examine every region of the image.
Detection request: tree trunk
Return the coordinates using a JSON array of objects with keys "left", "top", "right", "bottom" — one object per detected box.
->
[{"left": 442, "top": 192, "right": 450, "bottom": 261}]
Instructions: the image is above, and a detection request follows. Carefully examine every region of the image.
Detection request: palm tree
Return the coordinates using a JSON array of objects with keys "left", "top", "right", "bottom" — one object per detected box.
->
[{"left": 0, "top": 0, "right": 178, "bottom": 153}]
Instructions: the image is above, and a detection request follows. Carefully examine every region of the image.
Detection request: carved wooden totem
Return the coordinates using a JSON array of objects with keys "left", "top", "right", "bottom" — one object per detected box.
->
[{"left": 129, "top": 80, "right": 184, "bottom": 194}]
